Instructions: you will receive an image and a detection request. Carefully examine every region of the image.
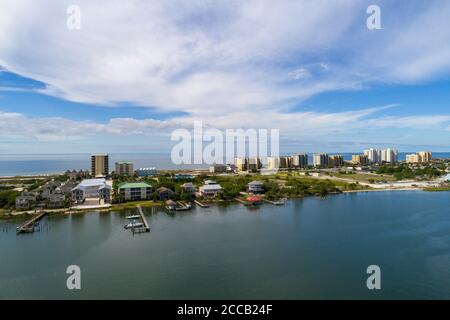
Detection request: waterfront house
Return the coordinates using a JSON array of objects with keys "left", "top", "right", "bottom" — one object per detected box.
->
[
  {"left": 47, "top": 193, "right": 66, "bottom": 208},
  {"left": 15, "top": 194, "right": 36, "bottom": 210},
  {"left": 181, "top": 182, "right": 196, "bottom": 193},
  {"left": 71, "top": 178, "right": 112, "bottom": 204},
  {"left": 247, "top": 180, "right": 264, "bottom": 194},
  {"left": 156, "top": 187, "right": 175, "bottom": 200},
  {"left": 199, "top": 183, "right": 223, "bottom": 197},
  {"left": 117, "top": 182, "right": 152, "bottom": 201}
]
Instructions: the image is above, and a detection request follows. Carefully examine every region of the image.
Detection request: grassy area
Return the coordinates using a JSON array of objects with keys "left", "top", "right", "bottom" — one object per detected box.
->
[
  {"left": 423, "top": 186, "right": 450, "bottom": 192},
  {"left": 327, "top": 172, "right": 395, "bottom": 183},
  {"left": 110, "top": 200, "right": 163, "bottom": 210}
]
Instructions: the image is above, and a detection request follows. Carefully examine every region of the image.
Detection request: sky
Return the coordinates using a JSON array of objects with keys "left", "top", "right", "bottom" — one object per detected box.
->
[{"left": 0, "top": 0, "right": 449, "bottom": 154}]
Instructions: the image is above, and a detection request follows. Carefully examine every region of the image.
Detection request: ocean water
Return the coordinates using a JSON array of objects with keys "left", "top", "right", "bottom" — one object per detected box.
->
[
  {"left": 0, "top": 153, "right": 449, "bottom": 177},
  {"left": 1, "top": 191, "right": 450, "bottom": 299}
]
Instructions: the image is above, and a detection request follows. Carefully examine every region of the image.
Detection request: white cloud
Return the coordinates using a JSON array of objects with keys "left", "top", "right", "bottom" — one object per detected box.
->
[
  {"left": 0, "top": 0, "right": 449, "bottom": 152},
  {"left": 2, "top": 105, "right": 449, "bottom": 144},
  {"left": 0, "top": 0, "right": 371, "bottom": 115}
]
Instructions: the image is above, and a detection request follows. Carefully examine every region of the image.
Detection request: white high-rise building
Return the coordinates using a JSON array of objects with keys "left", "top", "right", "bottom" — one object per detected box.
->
[
  {"left": 381, "top": 148, "right": 398, "bottom": 163},
  {"left": 313, "top": 153, "right": 329, "bottom": 167},
  {"left": 364, "top": 148, "right": 381, "bottom": 163}
]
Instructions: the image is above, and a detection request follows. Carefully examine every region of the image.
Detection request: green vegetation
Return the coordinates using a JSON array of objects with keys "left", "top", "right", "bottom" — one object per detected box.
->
[
  {"left": 329, "top": 172, "right": 394, "bottom": 183},
  {"left": 111, "top": 200, "right": 163, "bottom": 210},
  {"left": 377, "top": 164, "right": 444, "bottom": 180},
  {"left": 423, "top": 185, "right": 450, "bottom": 192},
  {"left": 0, "top": 190, "right": 20, "bottom": 209},
  {"left": 266, "top": 178, "right": 341, "bottom": 200}
]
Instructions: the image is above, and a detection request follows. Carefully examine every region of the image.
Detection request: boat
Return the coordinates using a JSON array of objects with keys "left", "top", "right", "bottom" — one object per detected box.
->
[
  {"left": 245, "top": 196, "right": 263, "bottom": 206},
  {"left": 126, "top": 215, "right": 140, "bottom": 220},
  {"left": 165, "top": 200, "right": 177, "bottom": 211},
  {"left": 124, "top": 222, "right": 144, "bottom": 229}
]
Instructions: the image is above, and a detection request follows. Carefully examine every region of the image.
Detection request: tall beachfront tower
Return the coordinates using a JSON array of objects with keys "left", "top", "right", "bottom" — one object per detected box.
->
[{"left": 91, "top": 154, "right": 109, "bottom": 177}]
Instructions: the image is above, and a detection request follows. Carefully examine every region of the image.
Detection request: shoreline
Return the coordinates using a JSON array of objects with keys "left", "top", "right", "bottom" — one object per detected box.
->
[{"left": 2, "top": 187, "right": 445, "bottom": 220}]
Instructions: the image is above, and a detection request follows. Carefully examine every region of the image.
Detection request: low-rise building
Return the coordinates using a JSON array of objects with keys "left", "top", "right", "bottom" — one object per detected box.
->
[
  {"left": 47, "top": 193, "right": 66, "bottom": 208},
  {"left": 136, "top": 167, "right": 157, "bottom": 177},
  {"left": 199, "top": 183, "right": 223, "bottom": 197},
  {"left": 118, "top": 182, "right": 152, "bottom": 201},
  {"left": 248, "top": 180, "right": 264, "bottom": 194},
  {"left": 181, "top": 182, "right": 196, "bottom": 193},
  {"left": 156, "top": 187, "right": 175, "bottom": 200},
  {"left": 71, "top": 178, "right": 112, "bottom": 204},
  {"left": 15, "top": 194, "right": 36, "bottom": 210},
  {"left": 173, "top": 174, "right": 194, "bottom": 181}
]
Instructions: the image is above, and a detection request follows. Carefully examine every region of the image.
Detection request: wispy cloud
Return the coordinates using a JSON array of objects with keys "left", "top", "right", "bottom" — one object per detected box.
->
[
  {"left": 0, "top": 0, "right": 449, "bottom": 153},
  {"left": 1, "top": 0, "right": 449, "bottom": 118}
]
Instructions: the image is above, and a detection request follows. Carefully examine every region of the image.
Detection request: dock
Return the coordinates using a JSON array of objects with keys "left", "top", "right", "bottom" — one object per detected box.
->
[
  {"left": 134, "top": 206, "right": 150, "bottom": 233},
  {"left": 16, "top": 211, "right": 47, "bottom": 234},
  {"left": 234, "top": 197, "right": 248, "bottom": 205},
  {"left": 175, "top": 201, "right": 191, "bottom": 211},
  {"left": 194, "top": 200, "right": 210, "bottom": 208},
  {"left": 263, "top": 198, "right": 286, "bottom": 205}
]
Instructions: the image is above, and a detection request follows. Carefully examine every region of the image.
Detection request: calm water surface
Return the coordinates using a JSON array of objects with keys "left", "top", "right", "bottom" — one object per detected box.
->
[{"left": 1, "top": 191, "right": 450, "bottom": 299}]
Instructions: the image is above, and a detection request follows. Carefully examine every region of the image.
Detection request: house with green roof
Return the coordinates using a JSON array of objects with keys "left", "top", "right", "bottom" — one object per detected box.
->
[{"left": 117, "top": 182, "right": 152, "bottom": 201}]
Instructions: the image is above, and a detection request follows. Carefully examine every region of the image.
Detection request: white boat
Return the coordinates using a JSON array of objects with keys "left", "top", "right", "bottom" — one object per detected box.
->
[
  {"left": 126, "top": 215, "right": 140, "bottom": 220},
  {"left": 272, "top": 198, "right": 287, "bottom": 205},
  {"left": 124, "top": 222, "right": 144, "bottom": 229}
]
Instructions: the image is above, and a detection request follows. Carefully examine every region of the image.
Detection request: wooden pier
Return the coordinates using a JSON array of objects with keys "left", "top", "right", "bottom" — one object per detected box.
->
[
  {"left": 135, "top": 205, "right": 150, "bottom": 233},
  {"left": 16, "top": 211, "right": 47, "bottom": 234},
  {"left": 194, "top": 200, "right": 210, "bottom": 208},
  {"left": 175, "top": 201, "right": 191, "bottom": 211},
  {"left": 234, "top": 197, "right": 249, "bottom": 205}
]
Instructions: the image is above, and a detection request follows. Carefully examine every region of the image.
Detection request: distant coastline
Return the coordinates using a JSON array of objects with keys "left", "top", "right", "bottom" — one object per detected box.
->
[{"left": 1, "top": 152, "right": 449, "bottom": 177}]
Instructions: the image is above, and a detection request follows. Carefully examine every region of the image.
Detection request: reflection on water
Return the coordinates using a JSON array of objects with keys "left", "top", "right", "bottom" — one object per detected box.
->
[{"left": 1, "top": 191, "right": 450, "bottom": 299}]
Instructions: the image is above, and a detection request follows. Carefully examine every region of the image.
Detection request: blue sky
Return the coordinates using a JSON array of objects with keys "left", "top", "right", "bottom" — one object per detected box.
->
[{"left": 0, "top": 0, "right": 449, "bottom": 154}]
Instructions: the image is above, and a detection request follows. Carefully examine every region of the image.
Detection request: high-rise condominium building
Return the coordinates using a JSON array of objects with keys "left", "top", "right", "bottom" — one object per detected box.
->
[
  {"left": 115, "top": 161, "right": 134, "bottom": 176},
  {"left": 292, "top": 153, "right": 308, "bottom": 168},
  {"left": 328, "top": 155, "right": 344, "bottom": 167},
  {"left": 406, "top": 151, "right": 432, "bottom": 163},
  {"left": 234, "top": 157, "right": 248, "bottom": 172},
  {"left": 418, "top": 151, "right": 432, "bottom": 163},
  {"left": 91, "top": 154, "right": 109, "bottom": 177},
  {"left": 313, "top": 153, "right": 329, "bottom": 168},
  {"left": 248, "top": 157, "right": 262, "bottom": 172},
  {"left": 351, "top": 154, "right": 369, "bottom": 165},
  {"left": 364, "top": 148, "right": 382, "bottom": 163},
  {"left": 381, "top": 148, "right": 398, "bottom": 164},
  {"left": 267, "top": 156, "right": 294, "bottom": 170},
  {"left": 267, "top": 157, "right": 280, "bottom": 170}
]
